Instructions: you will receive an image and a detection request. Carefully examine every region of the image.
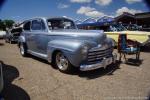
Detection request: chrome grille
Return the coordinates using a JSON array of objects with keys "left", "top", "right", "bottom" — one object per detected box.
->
[{"left": 87, "top": 47, "right": 112, "bottom": 63}]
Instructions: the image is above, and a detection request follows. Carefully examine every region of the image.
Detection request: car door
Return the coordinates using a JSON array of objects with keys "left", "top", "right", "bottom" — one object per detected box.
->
[
  {"left": 31, "top": 19, "right": 49, "bottom": 55},
  {"left": 23, "top": 21, "right": 36, "bottom": 51}
]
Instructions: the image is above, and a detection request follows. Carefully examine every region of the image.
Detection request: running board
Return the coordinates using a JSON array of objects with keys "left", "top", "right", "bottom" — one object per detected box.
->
[{"left": 27, "top": 50, "right": 47, "bottom": 60}]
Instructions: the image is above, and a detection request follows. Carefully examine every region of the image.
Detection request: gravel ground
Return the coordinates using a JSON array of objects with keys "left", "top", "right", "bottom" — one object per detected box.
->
[{"left": 0, "top": 40, "right": 150, "bottom": 100}]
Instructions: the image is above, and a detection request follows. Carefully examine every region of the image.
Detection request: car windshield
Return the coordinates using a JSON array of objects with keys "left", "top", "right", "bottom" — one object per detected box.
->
[
  {"left": 47, "top": 18, "right": 76, "bottom": 30},
  {"left": 110, "top": 24, "right": 127, "bottom": 31}
]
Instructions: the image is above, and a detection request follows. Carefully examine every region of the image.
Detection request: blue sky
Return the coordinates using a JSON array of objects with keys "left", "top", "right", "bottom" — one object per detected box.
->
[{"left": 0, "top": 0, "right": 149, "bottom": 22}]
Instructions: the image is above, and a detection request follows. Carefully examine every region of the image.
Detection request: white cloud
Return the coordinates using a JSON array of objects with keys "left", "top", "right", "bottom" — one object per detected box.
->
[
  {"left": 86, "top": 11, "right": 105, "bottom": 17},
  {"left": 126, "top": 0, "right": 142, "bottom": 4},
  {"left": 58, "top": 3, "right": 69, "bottom": 9},
  {"left": 95, "top": 0, "right": 112, "bottom": 6},
  {"left": 77, "top": 6, "right": 95, "bottom": 14},
  {"left": 70, "top": 0, "right": 91, "bottom": 3},
  {"left": 116, "top": 7, "right": 142, "bottom": 16},
  {"left": 77, "top": 6, "right": 105, "bottom": 17}
]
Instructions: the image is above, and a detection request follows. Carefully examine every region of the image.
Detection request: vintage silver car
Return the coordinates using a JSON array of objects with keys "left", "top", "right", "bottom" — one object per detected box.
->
[{"left": 18, "top": 17, "right": 117, "bottom": 72}]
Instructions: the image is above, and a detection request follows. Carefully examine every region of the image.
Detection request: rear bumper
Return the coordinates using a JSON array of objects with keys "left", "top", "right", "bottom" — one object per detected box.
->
[{"left": 80, "top": 53, "right": 117, "bottom": 71}]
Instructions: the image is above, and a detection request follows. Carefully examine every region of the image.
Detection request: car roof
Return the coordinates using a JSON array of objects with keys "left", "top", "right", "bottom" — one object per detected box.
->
[{"left": 23, "top": 16, "right": 73, "bottom": 22}]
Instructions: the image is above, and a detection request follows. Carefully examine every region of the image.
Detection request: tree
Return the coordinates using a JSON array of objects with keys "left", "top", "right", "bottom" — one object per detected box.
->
[
  {"left": 0, "top": 19, "right": 15, "bottom": 30},
  {"left": 0, "top": 20, "right": 5, "bottom": 30},
  {"left": 3, "top": 20, "right": 15, "bottom": 28}
]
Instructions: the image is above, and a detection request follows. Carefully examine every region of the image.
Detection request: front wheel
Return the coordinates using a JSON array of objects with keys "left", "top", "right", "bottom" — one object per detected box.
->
[
  {"left": 20, "top": 43, "right": 28, "bottom": 57},
  {"left": 55, "top": 52, "right": 73, "bottom": 73}
]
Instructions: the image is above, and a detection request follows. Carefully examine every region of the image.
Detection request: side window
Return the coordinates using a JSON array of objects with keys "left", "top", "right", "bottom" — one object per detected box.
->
[
  {"left": 23, "top": 21, "right": 31, "bottom": 31},
  {"left": 31, "top": 19, "right": 46, "bottom": 31}
]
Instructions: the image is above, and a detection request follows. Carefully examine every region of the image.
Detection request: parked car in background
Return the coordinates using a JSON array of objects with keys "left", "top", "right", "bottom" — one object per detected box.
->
[
  {"left": 5, "top": 23, "right": 23, "bottom": 43},
  {"left": 18, "top": 17, "right": 116, "bottom": 73},
  {"left": 0, "top": 31, "right": 6, "bottom": 39}
]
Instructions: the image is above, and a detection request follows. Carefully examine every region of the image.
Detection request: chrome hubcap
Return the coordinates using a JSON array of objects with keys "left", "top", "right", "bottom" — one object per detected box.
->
[
  {"left": 56, "top": 53, "right": 68, "bottom": 71},
  {"left": 20, "top": 44, "right": 24, "bottom": 55}
]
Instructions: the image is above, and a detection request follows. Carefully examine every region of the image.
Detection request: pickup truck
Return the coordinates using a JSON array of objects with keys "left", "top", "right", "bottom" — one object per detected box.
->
[{"left": 18, "top": 17, "right": 116, "bottom": 73}]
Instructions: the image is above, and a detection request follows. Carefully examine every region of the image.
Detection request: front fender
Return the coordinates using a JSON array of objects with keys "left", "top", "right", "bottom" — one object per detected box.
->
[
  {"left": 48, "top": 39, "right": 82, "bottom": 52},
  {"left": 47, "top": 39, "right": 86, "bottom": 67}
]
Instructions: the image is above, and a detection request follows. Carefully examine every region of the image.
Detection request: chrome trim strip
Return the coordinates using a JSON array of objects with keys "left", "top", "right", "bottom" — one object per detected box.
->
[{"left": 27, "top": 50, "right": 47, "bottom": 59}]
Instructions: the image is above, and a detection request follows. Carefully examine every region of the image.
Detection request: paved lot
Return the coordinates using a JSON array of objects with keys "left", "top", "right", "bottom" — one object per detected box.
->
[{"left": 0, "top": 40, "right": 150, "bottom": 100}]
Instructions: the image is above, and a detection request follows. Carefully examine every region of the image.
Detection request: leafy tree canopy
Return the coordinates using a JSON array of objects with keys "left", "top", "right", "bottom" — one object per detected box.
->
[{"left": 0, "top": 19, "right": 15, "bottom": 30}]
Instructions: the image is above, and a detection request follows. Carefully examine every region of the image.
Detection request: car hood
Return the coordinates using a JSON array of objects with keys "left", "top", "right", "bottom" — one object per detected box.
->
[{"left": 51, "top": 29, "right": 107, "bottom": 45}]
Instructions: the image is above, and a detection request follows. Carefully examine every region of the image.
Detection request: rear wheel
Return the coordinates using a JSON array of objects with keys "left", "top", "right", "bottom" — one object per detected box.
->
[
  {"left": 20, "top": 43, "right": 28, "bottom": 57},
  {"left": 55, "top": 52, "right": 73, "bottom": 73}
]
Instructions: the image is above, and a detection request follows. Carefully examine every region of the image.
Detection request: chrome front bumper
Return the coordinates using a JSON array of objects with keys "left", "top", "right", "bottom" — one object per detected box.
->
[{"left": 80, "top": 53, "right": 117, "bottom": 71}]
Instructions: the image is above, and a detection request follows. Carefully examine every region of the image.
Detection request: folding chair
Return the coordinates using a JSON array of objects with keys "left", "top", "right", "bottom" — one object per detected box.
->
[{"left": 118, "top": 34, "right": 140, "bottom": 62}]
